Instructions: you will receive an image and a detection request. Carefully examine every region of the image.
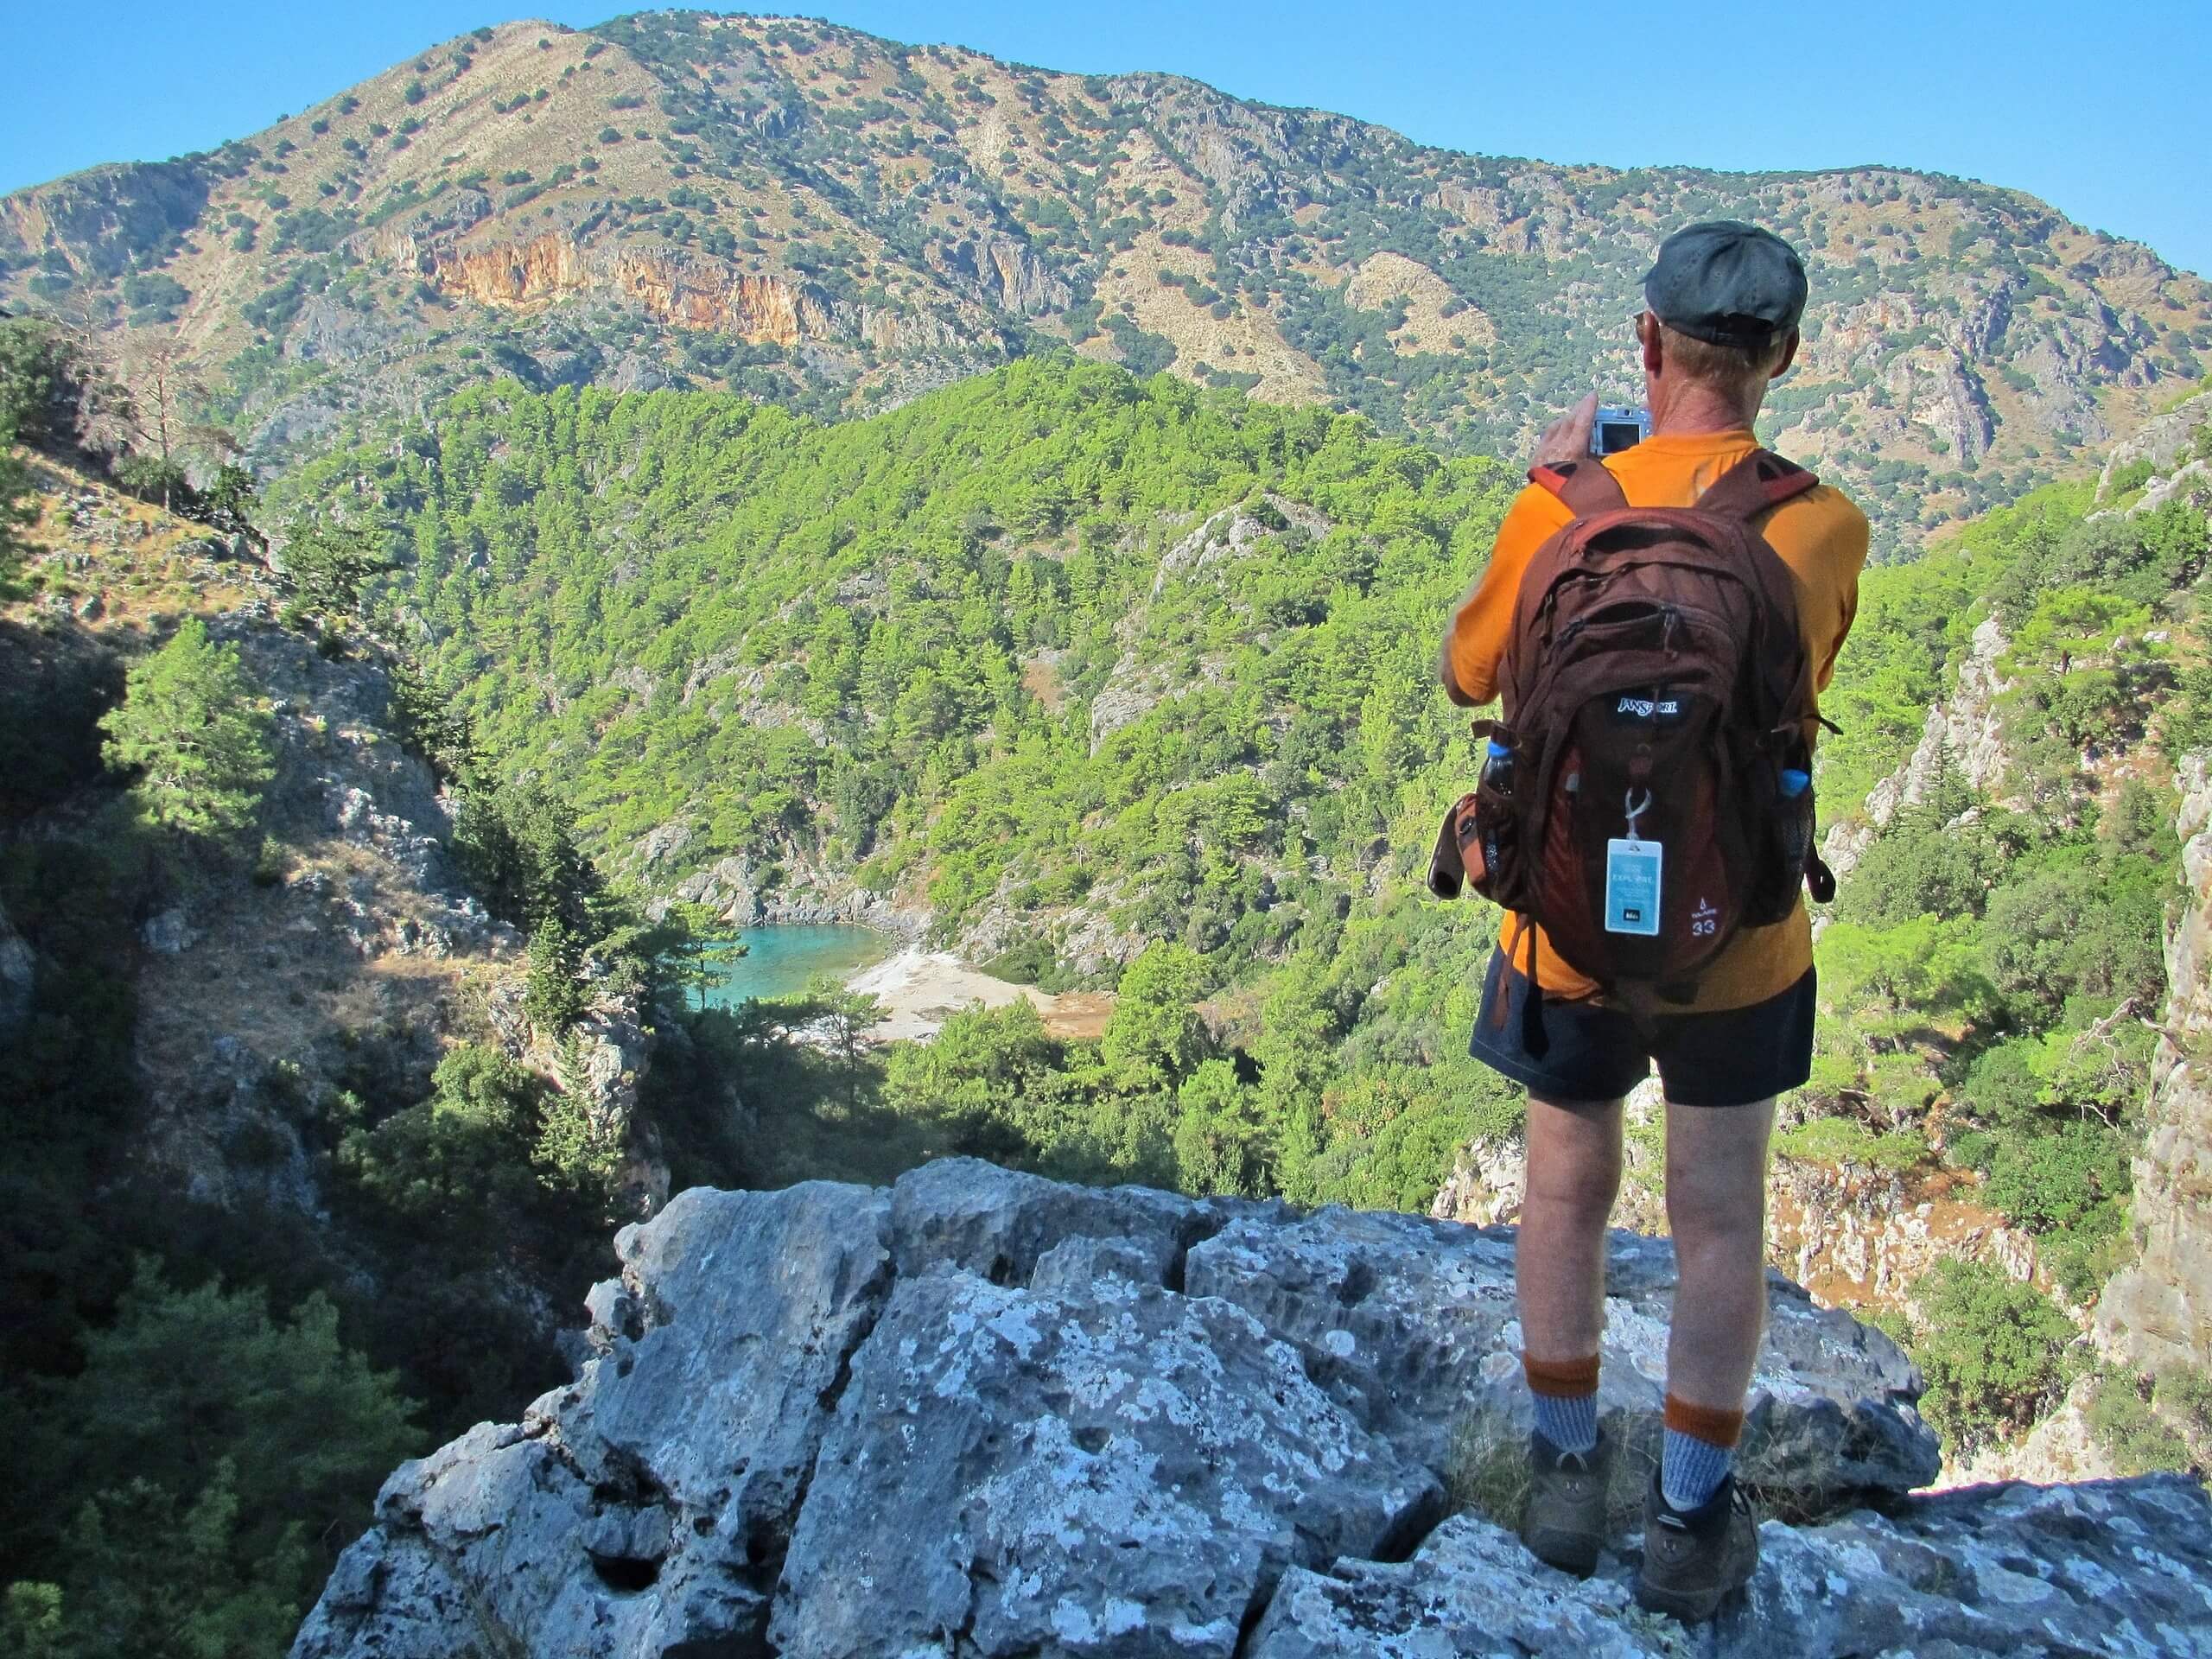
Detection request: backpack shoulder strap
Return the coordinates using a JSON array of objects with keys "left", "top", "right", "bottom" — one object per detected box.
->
[
  {"left": 1529, "top": 459, "right": 1630, "bottom": 518},
  {"left": 1694, "top": 448, "right": 1819, "bottom": 524}
]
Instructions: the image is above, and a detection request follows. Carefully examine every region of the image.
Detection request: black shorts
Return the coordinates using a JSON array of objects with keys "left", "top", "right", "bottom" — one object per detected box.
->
[{"left": 1468, "top": 951, "right": 1815, "bottom": 1109}]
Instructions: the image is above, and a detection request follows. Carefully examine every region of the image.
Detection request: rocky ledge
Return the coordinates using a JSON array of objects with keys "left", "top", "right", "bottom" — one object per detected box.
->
[{"left": 291, "top": 1160, "right": 2212, "bottom": 1658}]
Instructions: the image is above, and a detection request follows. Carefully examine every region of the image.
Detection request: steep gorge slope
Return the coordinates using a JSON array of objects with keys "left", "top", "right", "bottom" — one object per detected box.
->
[
  {"left": 0, "top": 450, "right": 753, "bottom": 1649},
  {"left": 5, "top": 455, "right": 660, "bottom": 1228},
  {"left": 2099, "top": 751, "right": 2212, "bottom": 1374},
  {"left": 5, "top": 11, "right": 2209, "bottom": 550}
]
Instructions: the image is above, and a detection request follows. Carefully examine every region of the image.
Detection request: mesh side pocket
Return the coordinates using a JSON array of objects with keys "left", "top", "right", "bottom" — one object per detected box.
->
[{"left": 1745, "top": 755, "right": 1816, "bottom": 926}]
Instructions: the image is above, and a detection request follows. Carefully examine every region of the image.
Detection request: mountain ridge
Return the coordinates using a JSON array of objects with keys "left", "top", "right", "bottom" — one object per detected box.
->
[{"left": 4, "top": 10, "right": 2208, "bottom": 551}]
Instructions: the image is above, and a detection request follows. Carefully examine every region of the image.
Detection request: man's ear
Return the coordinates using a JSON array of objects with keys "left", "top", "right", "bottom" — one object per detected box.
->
[
  {"left": 1639, "top": 313, "right": 1663, "bottom": 378},
  {"left": 1769, "top": 326, "right": 1802, "bottom": 381}
]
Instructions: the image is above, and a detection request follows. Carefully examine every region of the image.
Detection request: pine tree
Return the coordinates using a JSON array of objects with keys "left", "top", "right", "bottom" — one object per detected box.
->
[
  {"left": 11, "top": 1262, "right": 419, "bottom": 1659},
  {"left": 98, "top": 619, "right": 276, "bottom": 838},
  {"left": 281, "top": 517, "right": 391, "bottom": 621},
  {"left": 803, "top": 972, "right": 881, "bottom": 1105},
  {"left": 658, "top": 900, "right": 749, "bottom": 1010}
]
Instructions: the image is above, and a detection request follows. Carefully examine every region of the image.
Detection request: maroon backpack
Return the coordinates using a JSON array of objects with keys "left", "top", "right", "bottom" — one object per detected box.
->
[{"left": 1428, "top": 449, "right": 1835, "bottom": 1049}]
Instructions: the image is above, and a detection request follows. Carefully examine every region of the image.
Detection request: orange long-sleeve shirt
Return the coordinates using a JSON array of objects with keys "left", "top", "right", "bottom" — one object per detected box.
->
[{"left": 1442, "top": 427, "right": 1870, "bottom": 1013}]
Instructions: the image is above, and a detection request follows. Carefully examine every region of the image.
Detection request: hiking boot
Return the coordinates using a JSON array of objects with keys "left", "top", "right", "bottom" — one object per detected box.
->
[
  {"left": 1635, "top": 1471, "right": 1758, "bottom": 1623},
  {"left": 1519, "top": 1428, "right": 1611, "bottom": 1577}
]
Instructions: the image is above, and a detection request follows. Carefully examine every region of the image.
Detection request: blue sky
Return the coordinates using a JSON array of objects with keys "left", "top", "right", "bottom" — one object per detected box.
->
[{"left": 4, "top": 2, "right": 2207, "bottom": 276}]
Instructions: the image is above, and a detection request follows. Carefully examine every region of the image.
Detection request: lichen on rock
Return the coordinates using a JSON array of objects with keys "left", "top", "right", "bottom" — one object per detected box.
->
[{"left": 286, "top": 1157, "right": 2211, "bottom": 1659}]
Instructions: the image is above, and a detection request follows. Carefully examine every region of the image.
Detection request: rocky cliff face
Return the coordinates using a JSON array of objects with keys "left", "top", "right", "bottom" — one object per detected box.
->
[
  {"left": 128, "top": 607, "right": 522, "bottom": 1216},
  {"left": 2098, "top": 391, "right": 2212, "bottom": 498},
  {"left": 423, "top": 231, "right": 840, "bottom": 349},
  {"left": 289, "top": 1158, "right": 2210, "bottom": 1658},
  {"left": 1821, "top": 608, "right": 2014, "bottom": 883},
  {"left": 0, "top": 159, "right": 206, "bottom": 279},
  {"left": 2097, "top": 753, "right": 2212, "bottom": 1372}
]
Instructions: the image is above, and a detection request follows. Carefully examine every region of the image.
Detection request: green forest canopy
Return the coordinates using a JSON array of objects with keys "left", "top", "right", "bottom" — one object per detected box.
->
[{"left": 281, "top": 359, "right": 2207, "bottom": 1246}]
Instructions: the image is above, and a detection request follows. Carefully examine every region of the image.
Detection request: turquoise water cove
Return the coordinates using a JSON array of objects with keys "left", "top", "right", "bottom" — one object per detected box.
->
[{"left": 702, "top": 925, "right": 895, "bottom": 1007}]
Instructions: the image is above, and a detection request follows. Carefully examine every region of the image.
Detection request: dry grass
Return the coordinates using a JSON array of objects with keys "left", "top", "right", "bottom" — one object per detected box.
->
[
  {"left": 1445, "top": 1414, "right": 1534, "bottom": 1530},
  {"left": 10, "top": 451, "right": 272, "bottom": 633},
  {"left": 1039, "top": 990, "right": 1113, "bottom": 1040},
  {"left": 1445, "top": 1408, "right": 1661, "bottom": 1539}
]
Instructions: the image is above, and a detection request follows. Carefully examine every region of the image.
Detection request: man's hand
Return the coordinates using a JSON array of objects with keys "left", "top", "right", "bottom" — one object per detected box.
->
[{"left": 1530, "top": 391, "right": 1599, "bottom": 468}]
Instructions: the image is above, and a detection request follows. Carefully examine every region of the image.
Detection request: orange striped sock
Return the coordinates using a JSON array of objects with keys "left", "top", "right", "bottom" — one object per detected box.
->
[
  {"left": 1662, "top": 1395, "right": 1745, "bottom": 1448},
  {"left": 1661, "top": 1394, "right": 1745, "bottom": 1512},
  {"left": 1524, "top": 1354, "right": 1601, "bottom": 1453},
  {"left": 1523, "top": 1353, "right": 1602, "bottom": 1399}
]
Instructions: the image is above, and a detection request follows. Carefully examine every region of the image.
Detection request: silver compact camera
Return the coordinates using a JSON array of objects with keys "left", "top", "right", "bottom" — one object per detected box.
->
[{"left": 1590, "top": 405, "right": 1650, "bottom": 456}]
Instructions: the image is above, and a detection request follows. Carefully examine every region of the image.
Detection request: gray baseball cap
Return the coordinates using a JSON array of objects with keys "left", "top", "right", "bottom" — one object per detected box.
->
[{"left": 1643, "top": 220, "right": 1808, "bottom": 348}]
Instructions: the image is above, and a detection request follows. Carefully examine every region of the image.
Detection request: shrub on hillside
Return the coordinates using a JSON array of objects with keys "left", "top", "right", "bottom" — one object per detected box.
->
[
  {"left": 1907, "top": 1258, "right": 2076, "bottom": 1451},
  {"left": 1102, "top": 940, "right": 1212, "bottom": 1092},
  {"left": 334, "top": 1046, "right": 546, "bottom": 1243},
  {"left": 2084, "top": 1367, "right": 2194, "bottom": 1477}
]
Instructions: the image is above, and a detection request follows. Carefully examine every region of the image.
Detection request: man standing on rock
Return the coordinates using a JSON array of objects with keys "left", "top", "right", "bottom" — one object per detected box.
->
[{"left": 1437, "top": 221, "right": 1867, "bottom": 1620}]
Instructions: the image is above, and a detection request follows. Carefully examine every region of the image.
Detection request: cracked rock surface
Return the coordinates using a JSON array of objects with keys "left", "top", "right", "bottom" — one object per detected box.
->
[
  {"left": 1249, "top": 1478, "right": 2212, "bottom": 1657},
  {"left": 289, "top": 1160, "right": 2212, "bottom": 1658}
]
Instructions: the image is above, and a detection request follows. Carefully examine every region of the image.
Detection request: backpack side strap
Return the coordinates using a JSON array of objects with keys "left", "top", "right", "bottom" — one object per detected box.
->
[
  {"left": 1694, "top": 448, "right": 1819, "bottom": 523},
  {"left": 1529, "top": 459, "right": 1630, "bottom": 518}
]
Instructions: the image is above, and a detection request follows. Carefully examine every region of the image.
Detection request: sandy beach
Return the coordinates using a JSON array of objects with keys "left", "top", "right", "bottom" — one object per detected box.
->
[{"left": 845, "top": 947, "right": 1115, "bottom": 1044}]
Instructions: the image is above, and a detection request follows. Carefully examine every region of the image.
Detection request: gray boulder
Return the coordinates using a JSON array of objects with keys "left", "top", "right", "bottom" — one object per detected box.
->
[
  {"left": 140, "top": 906, "right": 199, "bottom": 955},
  {"left": 295, "top": 1181, "right": 896, "bottom": 1657},
  {"left": 289, "top": 1159, "right": 2207, "bottom": 1659}
]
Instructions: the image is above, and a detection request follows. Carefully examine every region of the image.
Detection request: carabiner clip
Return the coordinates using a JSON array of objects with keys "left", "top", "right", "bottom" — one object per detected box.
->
[{"left": 1623, "top": 788, "right": 1653, "bottom": 841}]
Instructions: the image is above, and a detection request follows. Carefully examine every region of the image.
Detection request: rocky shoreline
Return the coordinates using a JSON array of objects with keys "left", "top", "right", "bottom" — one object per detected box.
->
[{"left": 846, "top": 945, "right": 1115, "bottom": 1043}]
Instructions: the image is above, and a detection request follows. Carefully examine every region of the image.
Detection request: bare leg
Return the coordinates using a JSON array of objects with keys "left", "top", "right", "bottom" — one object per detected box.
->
[
  {"left": 1516, "top": 1094, "right": 1626, "bottom": 1362},
  {"left": 1662, "top": 1096, "right": 1777, "bottom": 1408}
]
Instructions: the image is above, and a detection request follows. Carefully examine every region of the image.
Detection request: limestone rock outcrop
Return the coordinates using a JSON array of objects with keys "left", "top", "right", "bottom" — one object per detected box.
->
[
  {"left": 426, "top": 232, "right": 836, "bottom": 347},
  {"left": 2098, "top": 391, "right": 2212, "bottom": 499},
  {"left": 413, "top": 227, "right": 972, "bottom": 363},
  {"left": 283, "top": 1159, "right": 2212, "bottom": 1659},
  {"left": 2097, "top": 753, "right": 2212, "bottom": 1372},
  {"left": 1863, "top": 612, "right": 2013, "bottom": 822},
  {"left": 0, "top": 158, "right": 207, "bottom": 279}
]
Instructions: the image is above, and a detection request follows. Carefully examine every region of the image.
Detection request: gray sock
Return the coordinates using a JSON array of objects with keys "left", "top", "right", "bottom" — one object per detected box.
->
[
  {"left": 1660, "top": 1427, "right": 1733, "bottom": 1512},
  {"left": 1532, "top": 1391, "right": 1599, "bottom": 1455}
]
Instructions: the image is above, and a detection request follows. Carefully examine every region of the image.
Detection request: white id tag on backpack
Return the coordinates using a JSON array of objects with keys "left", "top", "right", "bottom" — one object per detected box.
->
[{"left": 1604, "top": 838, "right": 1662, "bottom": 936}]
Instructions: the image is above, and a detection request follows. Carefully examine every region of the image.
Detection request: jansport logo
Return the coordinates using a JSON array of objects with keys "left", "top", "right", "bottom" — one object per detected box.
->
[{"left": 1616, "top": 696, "right": 1680, "bottom": 719}]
